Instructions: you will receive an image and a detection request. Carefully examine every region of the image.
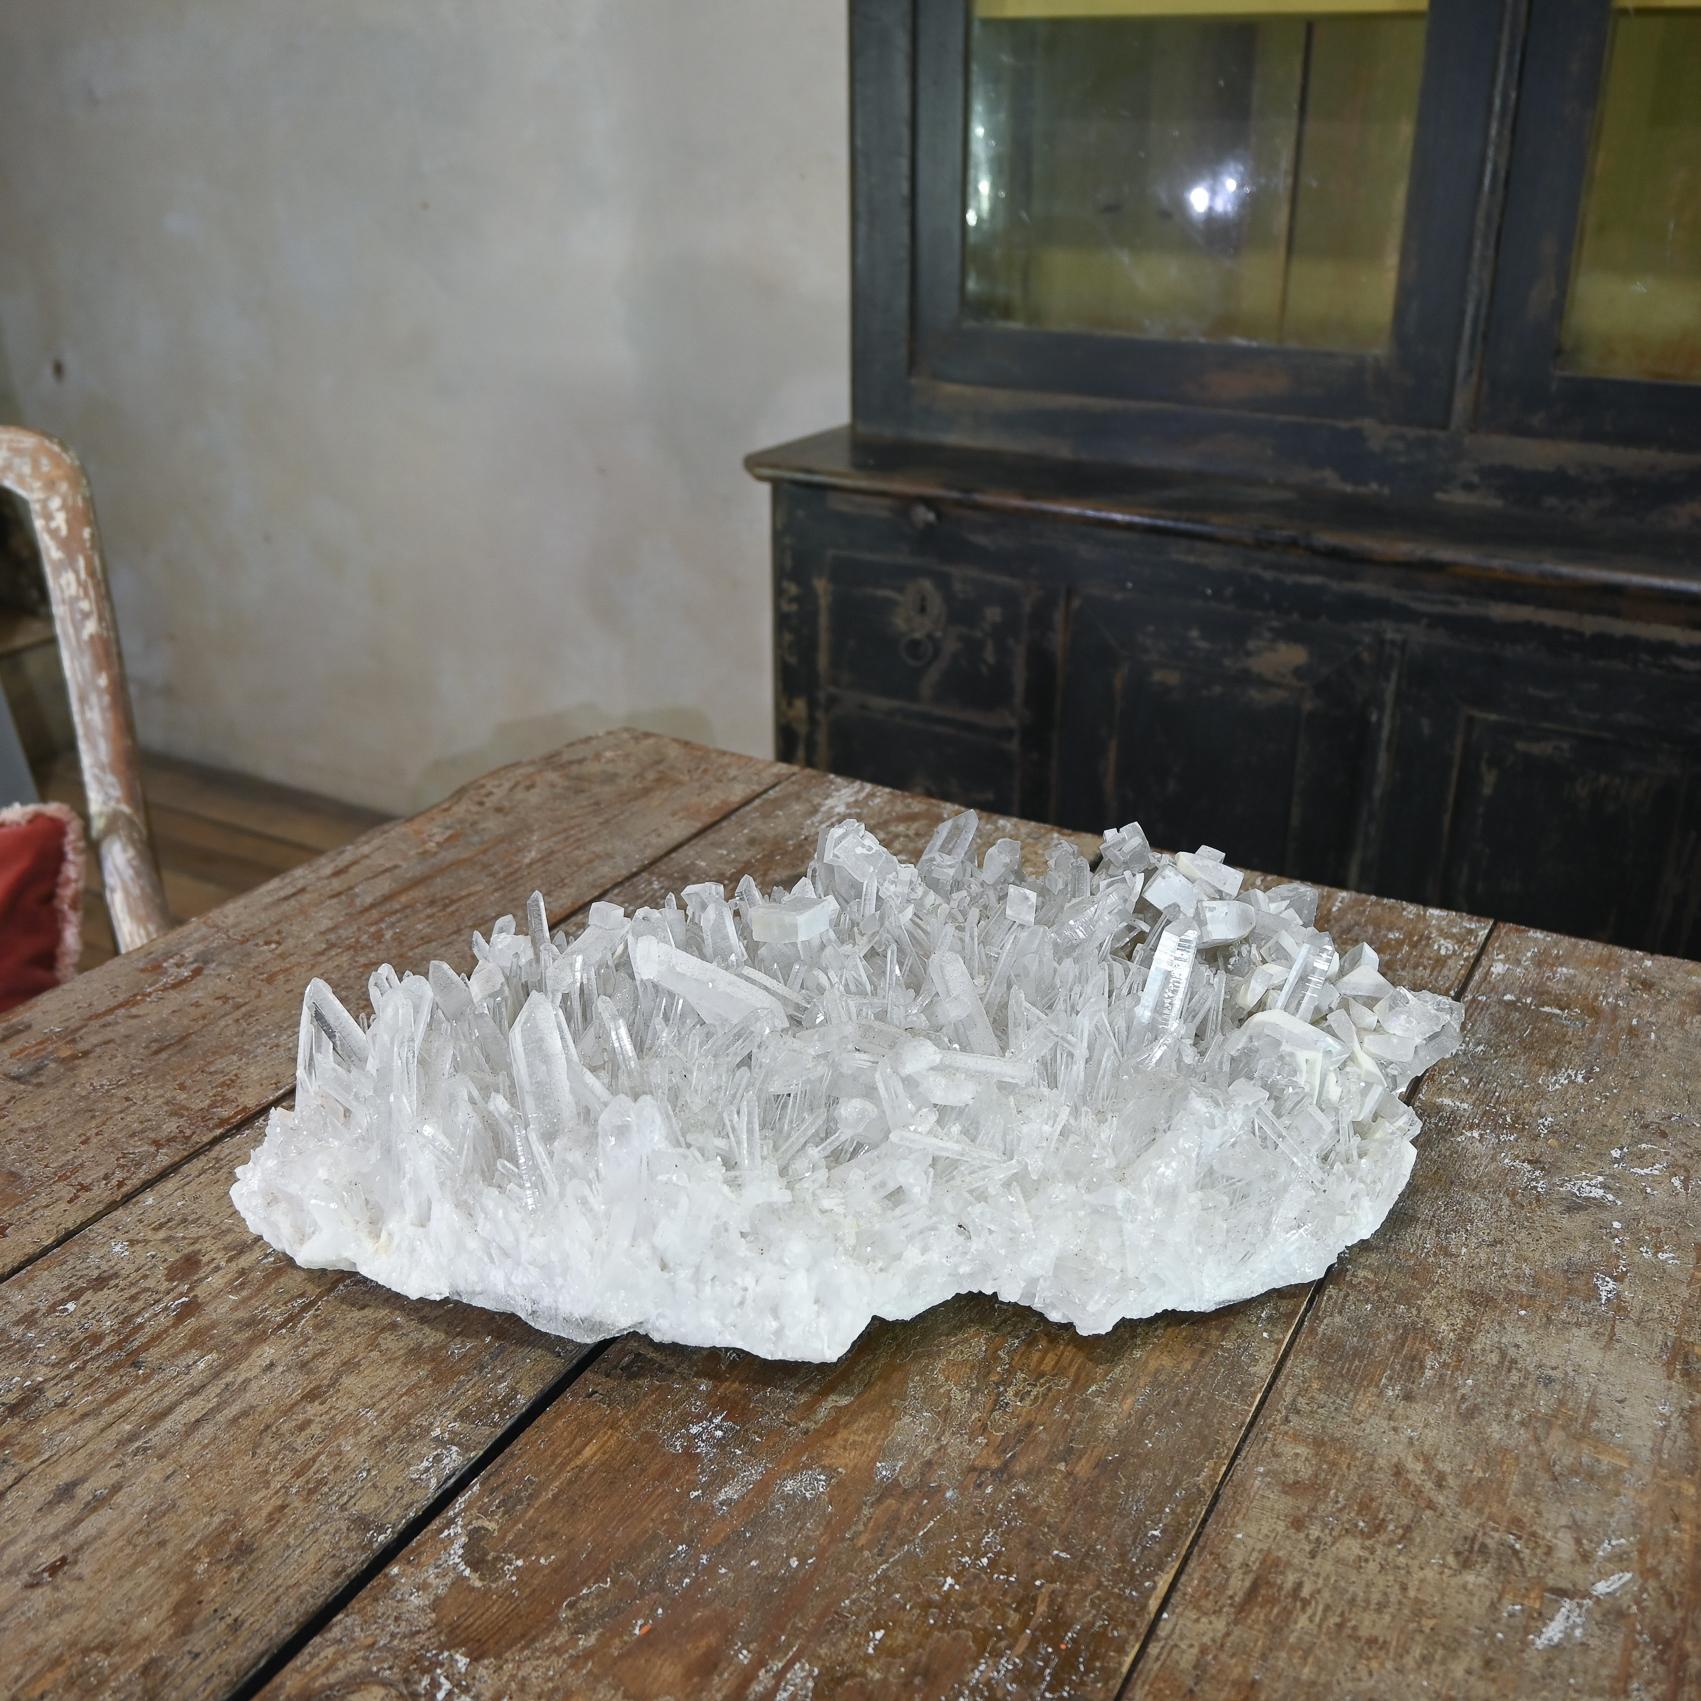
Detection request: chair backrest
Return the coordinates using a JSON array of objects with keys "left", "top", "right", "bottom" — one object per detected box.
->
[{"left": 0, "top": 428, "right": 170, "bottom": 952}]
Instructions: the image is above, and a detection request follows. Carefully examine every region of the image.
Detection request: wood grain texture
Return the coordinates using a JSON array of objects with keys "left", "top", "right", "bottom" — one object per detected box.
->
[
  {"left": 0, "top": 607, "right": 56, "bottom": 659},
  {"left": 0, "top": 1114, "right": 582, "bottom": 1700},
  {"left": 1128, "top": 926, "right": 1701, "bottom": 1699},
  {"left": 262, "top": 893, "right": 1489, "bottom": 1699},
  {"left": 137, "top": 752, "right": 388, "bottom": 857},
  {"left": 768, "top": 470, "right": 1701, "bottom": 962},
  {"left": 0, "top": 765, "right": 1082, "bottom": 1699},
  {"left": 34, "top": 750, "right": 388, "bottom": 973},
  {"left": 0, "top": 730, "right": 786, "bottom": 1281}
]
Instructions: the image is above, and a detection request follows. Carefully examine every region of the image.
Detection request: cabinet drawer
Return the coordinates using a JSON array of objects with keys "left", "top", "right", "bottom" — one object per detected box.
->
[
  {"left": 822, "top": 553, "right": 1032, "bottom": 721},
  {"left": 819, "top": 699, "right": 1020, "bottom": 816}
]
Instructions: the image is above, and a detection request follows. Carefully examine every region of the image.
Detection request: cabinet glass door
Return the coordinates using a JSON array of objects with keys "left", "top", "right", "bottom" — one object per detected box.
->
[
  {"left": 962, "top": 1, "right": 1429, "bottom": 353},
  {"left": 1479, "top": 0, "right": 1701, "bottom": 448},
  {"left": 1560, "top": 4, "right": 1701, "bottom": 382},
  {"left": 909, "top": 0, "right": 1500, "bottom": 427}
]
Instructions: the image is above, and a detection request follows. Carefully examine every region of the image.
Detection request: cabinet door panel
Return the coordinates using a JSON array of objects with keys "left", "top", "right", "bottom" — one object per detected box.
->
[
  {"left": 821, "top": 700, "right": 1019, "bottom": 816},
  {"left": 1057, "top": 591, "right": 1387, "bottom": 883},
  {"left": 824, "top": 555, "right": 1031, "bottom": 720},
  {"left": 773, "top": 488, "right": 1065, "bottom": 820},
  {"left": 1376, "top": 642, "right": 1701, "bottom": 955}
]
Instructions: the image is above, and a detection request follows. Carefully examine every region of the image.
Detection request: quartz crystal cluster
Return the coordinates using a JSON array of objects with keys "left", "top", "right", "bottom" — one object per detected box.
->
[{"left": 232, "top": 813, "right": 1462, "bottom": 1362}]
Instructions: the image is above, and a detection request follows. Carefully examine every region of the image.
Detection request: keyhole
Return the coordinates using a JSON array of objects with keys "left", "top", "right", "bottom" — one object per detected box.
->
[
  {"left": 897, "top": 578, "right": 946, "bottom": 669},
  {"left": 900, "top": 579, "right": 946, "bottom": 634}
]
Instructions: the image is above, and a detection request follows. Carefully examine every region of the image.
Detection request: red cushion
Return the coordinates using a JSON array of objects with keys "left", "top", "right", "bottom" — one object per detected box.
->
[{"left": 0, "top": 802, "right": 84, "bottom": 1012}]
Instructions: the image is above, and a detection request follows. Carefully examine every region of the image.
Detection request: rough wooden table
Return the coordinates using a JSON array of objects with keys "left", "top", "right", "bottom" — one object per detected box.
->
[{"left": 2, "top": 730, "right": 1694, "bottom": 1700}]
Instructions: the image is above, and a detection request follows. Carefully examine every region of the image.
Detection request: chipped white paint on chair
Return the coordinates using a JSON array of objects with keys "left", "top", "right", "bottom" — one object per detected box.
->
[{"left": 0, "top": 427, "right": 171, "bottom": 952}]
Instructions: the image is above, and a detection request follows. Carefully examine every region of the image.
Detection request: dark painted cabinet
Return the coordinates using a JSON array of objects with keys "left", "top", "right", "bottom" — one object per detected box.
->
[
  {"left": 1379, "top": 641, "right": 1701, "bottom": 949},
  {"left": 759, "top": 449, "right": 1701, "bottom": 957},
  {"left": 1056, "top": 591, "right": 1389, "bottom": 887},
  {"left": 776, "top": 494, "right": 1064, "bottom": 819},
  {"left": 751, "top": 1, "right": 1701, "bottom": 956}
]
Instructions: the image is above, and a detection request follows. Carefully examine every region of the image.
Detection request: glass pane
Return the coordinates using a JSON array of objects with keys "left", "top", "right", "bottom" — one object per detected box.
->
[
  {"left": 1561, "top": 4, "right": 1701, "bottom": 382},
  {"left": 962, "top": 0, "right": 1429, "bottom": 351}
]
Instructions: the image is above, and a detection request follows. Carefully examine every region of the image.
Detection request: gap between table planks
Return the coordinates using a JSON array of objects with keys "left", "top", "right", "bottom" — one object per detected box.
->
[
  {"left": 265, "top": 914, "right": 1701, "bottom": 1701},
  {"left": 0, "top": 748, "right": 1530, "bottom": 1701},
  {"left": 245, "top": 840, "right": 1487, "bottom": 1694},
  {"left": 0, "top": 730, "right": 789, "bottom": 1282},
  {"left": 0, "top": 757, "right": 1097, "bottom": 1698}
]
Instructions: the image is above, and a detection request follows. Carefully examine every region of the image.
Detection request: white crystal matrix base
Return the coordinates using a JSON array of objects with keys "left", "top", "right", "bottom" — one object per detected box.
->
[{"left": 232, "top": 813, "right": 1462, "bottom": 1361}]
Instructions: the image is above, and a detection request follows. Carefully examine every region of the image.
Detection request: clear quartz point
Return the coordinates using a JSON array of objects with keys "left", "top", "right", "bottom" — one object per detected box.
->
[
  {"left": 233, "top": 815, "right": 1463, "bottom": 1362},
  {"left": 918, "top": 809, "right": 979, "bottom": 892},
  {"left": 747, "top": 885, "right": 838, "bottom": 945}
]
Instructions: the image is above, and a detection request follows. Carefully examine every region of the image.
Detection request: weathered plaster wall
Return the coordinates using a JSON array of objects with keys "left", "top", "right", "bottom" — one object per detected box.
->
[{"left": 0, "top": 2, "right": 847, "bottom": 810}]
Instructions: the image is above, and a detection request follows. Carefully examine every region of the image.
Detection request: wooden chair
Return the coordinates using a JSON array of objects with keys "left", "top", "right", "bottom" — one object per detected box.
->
[{"left": 0, "top": 427, "right": 171, "bottom": 952}]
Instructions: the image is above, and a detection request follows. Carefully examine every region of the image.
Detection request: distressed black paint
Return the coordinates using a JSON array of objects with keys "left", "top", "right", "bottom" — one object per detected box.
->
[
  {"left": 759, "top": 446, "right": 1701, "bottom": 958},
  {"left": 759, "top": 1, "right": 1701, "bottom": 959}
]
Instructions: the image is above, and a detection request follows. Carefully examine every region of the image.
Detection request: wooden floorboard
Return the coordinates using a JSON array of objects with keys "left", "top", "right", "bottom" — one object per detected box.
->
[
  {"left": 0, "top": 609, "right": 55, "bottom": 660},
  {"left": 31, "top": 751, "right": 390, "bottom": 972},
  {"left": 142, "top": 753, "right": 389, "bottom": 855}
]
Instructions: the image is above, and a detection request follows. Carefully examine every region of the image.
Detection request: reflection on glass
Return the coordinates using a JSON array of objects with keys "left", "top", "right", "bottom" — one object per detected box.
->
[
  {"left": 1562, "top": 4, "right": 1701, "bottom": 382},
  {"left": 963, "top": 0, "right": 1429, "bottom": 350}
]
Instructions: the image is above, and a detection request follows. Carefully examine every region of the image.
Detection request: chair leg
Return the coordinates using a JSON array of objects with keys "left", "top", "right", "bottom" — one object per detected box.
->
[{"left": 0, "top": 427, "right": 172, "bottom": 952}]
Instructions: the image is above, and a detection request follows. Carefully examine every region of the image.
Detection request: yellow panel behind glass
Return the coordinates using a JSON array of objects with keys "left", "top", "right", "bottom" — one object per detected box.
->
[
  {"left": 962, "top": 2, "right": 1428, "bottom": 350},
  {"left": 1562, "top": 7, "right": 1701, "bottom": 382}
]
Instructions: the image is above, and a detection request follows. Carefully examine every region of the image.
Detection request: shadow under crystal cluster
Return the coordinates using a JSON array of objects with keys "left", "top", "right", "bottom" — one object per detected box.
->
[{"left": 231, "top": 813, "right": 1463, "bottom": 1361}]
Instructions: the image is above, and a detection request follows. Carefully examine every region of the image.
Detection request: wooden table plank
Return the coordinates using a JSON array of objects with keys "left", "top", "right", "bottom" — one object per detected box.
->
[
  {"left": 0, "top": 730, "right": 786, "bottom": 1281},
  {"left": 257, "top": 893, "right": 1489, "bottom": 1698},
  {"left": 1127, "top": 927, "right": 1701, "bottom": 1699},
  {"left": 0, "top": 766, "right": 1084, "bottom": 1700},
  {"left": 0, "top": 1114, "right": 581, "bottom": 1700}
]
